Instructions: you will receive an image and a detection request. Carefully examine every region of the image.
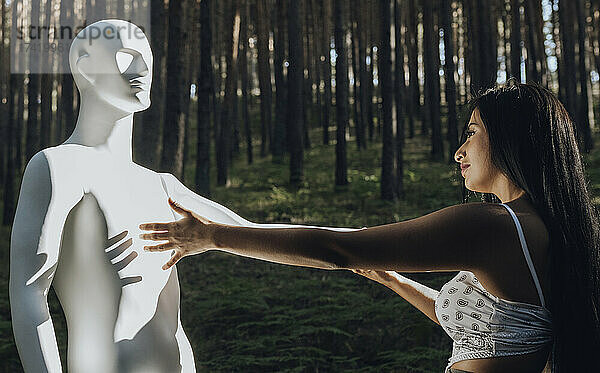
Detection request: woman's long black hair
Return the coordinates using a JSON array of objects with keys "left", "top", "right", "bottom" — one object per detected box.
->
[{"left": 458, "top": 79, "right": 600, "bottom": 371}]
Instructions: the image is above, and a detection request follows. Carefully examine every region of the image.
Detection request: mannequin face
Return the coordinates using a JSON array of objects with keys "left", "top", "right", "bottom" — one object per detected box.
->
[{"left": 72, "top": 21, "right": 153, "bottom": 113}]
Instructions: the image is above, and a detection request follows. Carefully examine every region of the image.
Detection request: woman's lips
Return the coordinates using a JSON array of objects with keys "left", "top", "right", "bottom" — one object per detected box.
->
[{"left": 461, "top": 165, "right": 470, "bottom": 175}]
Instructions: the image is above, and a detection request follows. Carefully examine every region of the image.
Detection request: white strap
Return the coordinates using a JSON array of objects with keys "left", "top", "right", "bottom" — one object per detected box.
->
[{"left": 500, "top": 203, "right": 546, "bottom": 307}]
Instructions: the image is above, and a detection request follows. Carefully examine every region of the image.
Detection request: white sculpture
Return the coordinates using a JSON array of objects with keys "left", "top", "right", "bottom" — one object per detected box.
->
[{"left": 9, "top": 19, "right": 360, "bottom": 373}]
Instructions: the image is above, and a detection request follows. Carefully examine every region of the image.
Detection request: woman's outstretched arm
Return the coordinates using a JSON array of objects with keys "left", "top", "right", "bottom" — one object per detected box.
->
[{"left": 140, "top": 198, "right": 515, "bottom": 273}]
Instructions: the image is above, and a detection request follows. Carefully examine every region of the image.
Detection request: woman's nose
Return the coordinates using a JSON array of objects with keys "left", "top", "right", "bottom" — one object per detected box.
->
[{"left": 454, "top": 147, "right": 465, "bottom": 163}]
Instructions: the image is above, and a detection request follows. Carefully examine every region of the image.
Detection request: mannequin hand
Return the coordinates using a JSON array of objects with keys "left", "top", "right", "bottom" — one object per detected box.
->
[
  {"left": 351, "top": 269, "right": 397, "bottom": 285},
  {"left": 139, "top": 198, "right": 218, "bottom": 270},
  {"left": 106, "top": 230, "right": 142, "bottom": 286}
]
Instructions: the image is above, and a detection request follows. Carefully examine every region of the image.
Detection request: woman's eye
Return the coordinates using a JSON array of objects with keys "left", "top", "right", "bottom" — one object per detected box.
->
[{"left": 465, "top": 130, "right": 475, "bottom": 138}]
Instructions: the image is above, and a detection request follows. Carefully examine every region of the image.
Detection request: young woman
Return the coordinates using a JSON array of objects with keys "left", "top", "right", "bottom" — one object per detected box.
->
[{"left": 140, "top": 82, "right": 600, "bottom": 372}]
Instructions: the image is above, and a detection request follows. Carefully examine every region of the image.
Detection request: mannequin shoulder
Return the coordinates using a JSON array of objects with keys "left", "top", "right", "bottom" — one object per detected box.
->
[
  {"left": 21, "top": 150, "right": 84, "bottom": 202},
  {"left": 35, "top": 144, "right": 93, "bottom": 173}
]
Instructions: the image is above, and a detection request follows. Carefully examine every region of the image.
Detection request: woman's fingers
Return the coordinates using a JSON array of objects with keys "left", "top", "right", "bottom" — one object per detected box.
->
[
  {"left": 168, "top": 198, "right": 193, "bottom": 217},
  {"left": 140, "top": 232, "right": 171, "bottom": 240},
  {"left": 139, "top": 222, "right": 172, "bottom": 231},
  {"left": 144, "top": 242, "right": 177, "bottom": 252},
  {"left": 162, "top": 251, "right": 183, "bottom": 270}
]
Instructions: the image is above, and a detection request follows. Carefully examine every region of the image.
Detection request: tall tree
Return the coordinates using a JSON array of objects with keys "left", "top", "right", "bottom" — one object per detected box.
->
[
  {"left": 406, "top": 0, "right": 419, "bottom": 137},
  {"left": 369, "top": 0, "right": 381, "bottom": 138},
  {"left": 321, "top": 0, "right": 332, "bottom": 145},
  {"left": 574, "top": 0, "right": 593, "bottom": 152},
  {"left": 350, "top": 0, "right": 364, "bottom": 150},
  {"left": 357, "top": 0, "right": 369, "bottom": 148},
  {"left": 0, "top": 0, "right": 7, "bottom": 186},
  {"left": 394, "top": 0, "right": 405, "bottom": 147},
  {"left": 334, "top": 0, "right": 349, "bottom": 187},
  {"left": 311, "top": 0, "right": 323, "bottom": 144},
  {"left": 467, "top": 0, "right": 497, "bottom": 93},
  {"left": 591, "top": 0, "right": 600, "bottom": 123},
  {"left": 196, "top": 0, "right": 213, "bottom": 196},
  {"left": 182, "top": 1, "right": 199, "bottom": 184},
  {"left": 216, "top": 0, "right": 241, "bottom": 185},
  {"left": 288, "top": 0, "right": 304, "bottom": 185},
  {"left": 442, "top": 0, "right": 458, "bottom": 164},
  {"left": 40, "top": 0, "right": 53, "bottom": 148},
  {"left": 423, "top": 0, "right": 443, "bottom": 161},
  {"left": 379, "top": 0, "right": 394, "bottom": 200},
  {"left": 3, "top": 75, "right": 23, "bottom": 225},
  {"left": 59, "top": 0, "right": 75, "bottom": 142},
  {"left": 4, "top": 2, "right": 25, "bottom": 224},
  {"left": 394, "top": 0, "right": 405, "bottom": 198},
  {"left": 135, "top": 0, "right": 167, "bottom": 169},
  {"left": 558, "top": 0, "right": 577, "bottom": 130},
  {"left": 239, "top": 0, "right": 252, "bottom": 164},
  {"left": 25, "top": 0, "right": 41, "bottom": 160},
  {"left": 161, "top": 0, "right": 188, "bottom": 178},
  {"left": 510, "top": 0, "right": 522, "bottom": 81},
  {"left": 302, "top": 0, "right": 312, "bottom": 149},
  {"left": 273, "top": 0, "right": 287, "bottom": 162},
  {"left": 255, "top": 0, "right": 273, "bottom": 157},
  {"left": 524, "top": 0, "right": 546, "bottom": 85}
]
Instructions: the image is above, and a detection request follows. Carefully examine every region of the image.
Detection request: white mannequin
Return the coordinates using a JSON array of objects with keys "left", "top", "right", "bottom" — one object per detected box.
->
[{"left": 10, "top": 19, "right": 360, "bottom": 373}]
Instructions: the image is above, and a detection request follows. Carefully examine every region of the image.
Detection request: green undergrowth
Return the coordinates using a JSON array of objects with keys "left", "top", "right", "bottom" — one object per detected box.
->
[{"left": 1, "top": 121, "right": 599, "bottom": 372}]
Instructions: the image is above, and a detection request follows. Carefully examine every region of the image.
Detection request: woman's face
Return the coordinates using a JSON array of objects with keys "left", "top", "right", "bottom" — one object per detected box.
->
[{"left": 454, "top": 108, "right": 501, "bottom": 193}]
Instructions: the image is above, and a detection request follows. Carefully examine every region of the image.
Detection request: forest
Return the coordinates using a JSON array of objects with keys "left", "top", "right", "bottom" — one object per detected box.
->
[{"left": 1, "top": 0, "right": 600, "bottom": 371}]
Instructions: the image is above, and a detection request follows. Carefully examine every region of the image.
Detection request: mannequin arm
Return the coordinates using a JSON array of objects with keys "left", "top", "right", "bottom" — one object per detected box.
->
[
  {"left": 159, "top": 173, "right": 362, "bottom": 232},
  {"left": 10, "top": 152, "right": 81, "bottom": 372}
]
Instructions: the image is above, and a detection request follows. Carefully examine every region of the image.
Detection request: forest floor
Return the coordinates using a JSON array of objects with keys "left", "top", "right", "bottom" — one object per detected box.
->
[{"left": 1, "top": 123, "right": 599, "bottom": 372}]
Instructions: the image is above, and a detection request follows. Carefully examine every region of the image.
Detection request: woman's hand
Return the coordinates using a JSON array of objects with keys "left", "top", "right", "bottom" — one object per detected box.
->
[
  {"left": 351, "top": 269, "right": 397, "bottom": 285},
  {"left": 139, "top": 198, "right": 218, "bottom": 270}
]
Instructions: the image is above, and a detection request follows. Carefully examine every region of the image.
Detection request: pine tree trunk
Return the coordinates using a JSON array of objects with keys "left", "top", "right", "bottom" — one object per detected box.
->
[
  {"left": 25, "top": 0, "right": 41, "bottom": 161},
  {"left": 379, "top": 0, "right": 394, "bottom": 200},
  {"left": 40, "top": 0, "right": 53, "bottom": 148},
  {"left": 553, "top": 0, "right": 566, "bottom": 105},
  {"left": 0, "top": 0, "right": 7, "bottom": 187},
  {"left": 302, "top": 0, "right": 312, "bottom": 150},
  {"left": 423, "top": 0, "right": 443, "bottom": 161},
  {"left": 351, "top": 2, "right": 363, "bottom": 150},
  {"left": 442, "top": 0, "right": 458, "bottom": 164},
  {"left": 196, "top": 0, "right": 213, "bottom": 197},
  {"left": 524, "top": 0, "right": 546, "bottom": 84},
  {"left": 575, "top": 0, "right": 593, "bottom": 152},
  {"left": 239, "top": 0, "right": 252, "bottom": 165},
  {"left": 3, "top": 74, "right": 24, "bottom": 225},
  {"left": 407, "top": 0, "right": 419, "bottom": 137},
  {"left": 217, "top": 0, "right": 240, "bottom": 185},
  {"left": 394, "top": 0, "right": 405, "bottom": 198},
  {"left": 288, "top": 0, "right": 304, "bottom": 185},
  {"left": 334, "top": 0, "right": 349, "bottom": 187},
  {"left": 182, "top": 2, "right": 199, "bottom": 185},
  {"left": 558, "top": 0, "right": 578, "bottom": 126},
  {"left": 510, "top": 0, "right": 522, "bottom": 81},
  {"left": 255, "top": 0, "right": 273, "bottom": 157},
  {"left": 273, "top": 0, "right": 287, "bottom": 162},
  {"left": 135, "top": 0, "right": 166, "bottom": 169},
  {"left": 321, "top": 0, "right": 332, "bottom": 145},
  {"left": 357, "top": 0, "right": 369, "bottom": 148},
  {"left": 59, "top": 0, "right": 75, "bottom": 142},
  {"left": 161, "top": 0, "right": 188, "bottom": 178},
  {"left": 311, "top": 0, "right": 323, "bottom": 144},
  {"left": 366, "top": 21, "right": 376, "bottom": 140}
]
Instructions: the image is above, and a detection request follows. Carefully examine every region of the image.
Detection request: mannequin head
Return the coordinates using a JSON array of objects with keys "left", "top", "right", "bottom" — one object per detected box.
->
[{"left": 69, "top": 20, "right": 152, "bottom": 113}]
